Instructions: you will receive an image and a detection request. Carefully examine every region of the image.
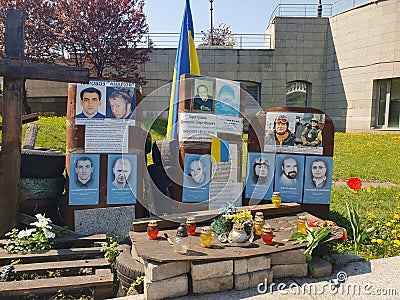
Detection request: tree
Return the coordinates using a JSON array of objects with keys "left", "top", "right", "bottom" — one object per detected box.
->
[
  {"left": 0, "top": 0, "right": 150, "bottom": 85},
  {"left": 200, "top": 23, "right": 234, "bottom": 47},
  {"left": 54, "top": 0, "right": 150, "bottom": 84}
]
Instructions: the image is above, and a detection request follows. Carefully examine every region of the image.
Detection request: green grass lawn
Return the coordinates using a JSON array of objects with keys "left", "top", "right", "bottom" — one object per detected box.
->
[{"left": 1, "top": 116, "right": 400, "bottom": 259}]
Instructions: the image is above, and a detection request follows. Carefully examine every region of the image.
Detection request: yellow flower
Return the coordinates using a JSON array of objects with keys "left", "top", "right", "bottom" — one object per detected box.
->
[
  {"left": 365, "top": 188, "right": 371, "bottom": 193},
  {"left": 375, "top": 221, "right": 381, "bottom": 225},
  {"left": 386, "top": 222, "right": 393, "bottom": 227},
  {"left": 376, "top": 239, "right": 383, "bottom": 244},
  {"left": 393, "top": 239, "right": 400, "bottom": 245},
  {"left": 392, "top": 230, "right": 397, "bottom": 234},
  {"left": 394, "top": 213, "right": 399, "bottom": 219},
  {"left": 371, "top": 239, "right": 377, "bottom": 243}
]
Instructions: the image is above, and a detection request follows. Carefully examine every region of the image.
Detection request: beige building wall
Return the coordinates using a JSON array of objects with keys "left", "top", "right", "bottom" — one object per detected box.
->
[
  {"left": 327, "top": 0, "right": 400, "bottom": 132},
  {"left": 2, "top": 0, "right": 398, "bottom": 133}
]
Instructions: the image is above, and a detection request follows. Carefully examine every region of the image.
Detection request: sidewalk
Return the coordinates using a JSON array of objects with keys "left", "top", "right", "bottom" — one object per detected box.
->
[{"left": 115, "top": 254, "right": 400, "bottom": 300}]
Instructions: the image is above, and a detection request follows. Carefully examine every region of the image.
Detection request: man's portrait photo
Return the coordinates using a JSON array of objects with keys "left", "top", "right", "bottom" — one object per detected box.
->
[
  {"left": 214, "top": 81, "right": 240, "bottom": 117},
  {"left": 75, "top": 84, "right": 106, "bottom": 121},
  {"left": 265, "top": 114, "right": 296, "bottom": 146},
  {"left": 182, "top": 154, "right": 211, "bottom": 203},
  {"left": 106, "top": 87, "right": 136, "bottom": 120},
  {"left": 107, "top": 154, "right": 137, "bottom": 205},
  {"left": 193, "top": 79, "right": 214, "bottom": 112},
  {"left": 245, "top": 152, "right": 275, "bottom": 201},
  {"left": 303, "top": 156, "right": 333, "bottom": 204},
  {"left": 274, "top": 154, "right": 304, "bottom": 203},
  {"left": 69, "top": 154, "right": 100, "bottom": 205}
]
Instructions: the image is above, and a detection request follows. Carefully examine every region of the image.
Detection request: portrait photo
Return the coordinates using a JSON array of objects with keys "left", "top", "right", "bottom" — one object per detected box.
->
[
  {"left": 182, "top": 154, "right": 211, "bottom": 202},
  {"left": 303, "top": 156, "right": 333, "bottom": 204},
  {"left": 75, "top": 83, "right": 107, "bottom": 124},
  {"left": 107, "top": 154, "right": 137, "bottom": 205},
  {"left": 214, "top": 80, "right": 241, "bottom": 117},
  {"left": 274, "top": 154, "right": 304, "bottom": 203},
  {"left": 192, "top": 79, "right": 214, "bottom": 112},
  {"left": 245, "top": 152, "right": 275, "bottom": 200},
  {"left": 69, "top": 154, "right": 100, "bottom": 205},
  {"left": 106, "top": 86, "right": 136, "bottom": 120}
]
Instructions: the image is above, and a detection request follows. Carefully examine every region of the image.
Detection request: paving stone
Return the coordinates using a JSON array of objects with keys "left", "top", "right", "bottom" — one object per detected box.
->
[
  {"left": 145, "top": 260, "right": 190, "bottom": 281},
  {"left": 192, "top": 275, "right": 233, "bottom": 294},
  {"left": 270, "top": 249, "right": 306, "bottom": 265},
  {"left": 234, "top": 269, "right": 273, "bottom": 290},
  {"left": 309, "top": 256, "right": 332, "bottom": 278},
  {"left": 272, "top": 263, "right": 308, "bottom": 278},
  {"left": 234, "top": 255, "right": 271, "bottom": 274},
  {"left": 191, "top": 260, "right": 233, "bottom": 281},
  {"left": 144, "top": 274, "right": 188, "bottom": 300}
]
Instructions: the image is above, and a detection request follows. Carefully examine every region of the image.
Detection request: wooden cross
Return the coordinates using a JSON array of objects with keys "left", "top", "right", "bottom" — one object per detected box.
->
[{"left": 0, "top": 9, "right": 89, "bottom": 236}]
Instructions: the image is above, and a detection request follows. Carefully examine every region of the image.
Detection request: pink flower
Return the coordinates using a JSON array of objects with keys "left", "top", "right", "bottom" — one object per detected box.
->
[{"left": 346, "top": 177, "right": 363, "bottom": 191}]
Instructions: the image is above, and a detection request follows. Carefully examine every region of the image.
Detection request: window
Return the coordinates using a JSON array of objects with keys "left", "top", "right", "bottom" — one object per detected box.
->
[
  {"left": 376, "top": 78, "right": 400, "bottom": 128},
  {"left": 286, "top": 81, "right": 311, "bottom": 107}
]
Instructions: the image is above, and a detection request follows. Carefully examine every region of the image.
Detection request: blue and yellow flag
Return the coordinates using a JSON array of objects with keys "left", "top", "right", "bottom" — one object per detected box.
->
[
  {"left": 166, "top": 0, "right": 200, "bottom": 140},
  {"left": 211, "top": 137, "right": 230, "bottom": 162}
]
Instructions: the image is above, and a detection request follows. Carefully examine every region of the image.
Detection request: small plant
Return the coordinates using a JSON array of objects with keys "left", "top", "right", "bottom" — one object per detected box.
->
[
  {"left": 101, "top": 237, "right": 120, "bottom": 272},
  {"left": 4, "top": 214, "right": 56, "bottom": 254},
  {"left": 285, "top": 226, "right": 332, "bottom": 262},
  {"left": 129, "top": 275, "right": 144, "bottom": 294}
]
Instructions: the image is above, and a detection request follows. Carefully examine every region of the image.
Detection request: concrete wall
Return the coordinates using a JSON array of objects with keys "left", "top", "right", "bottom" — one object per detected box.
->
[
  {"left": 328, "top": 0, "right": 400, "bottom": 132},
  {"left": 2, "top": 0, "right": 398, "bottom": 133}
]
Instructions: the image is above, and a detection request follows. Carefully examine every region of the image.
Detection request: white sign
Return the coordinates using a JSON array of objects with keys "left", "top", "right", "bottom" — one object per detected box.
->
[
  {"left": 85, "top": 121, "right": 133, "bottom": 153},
  {"left": 179, "top": 113, "right": 243, "bottom": 142},
  {"left": 209, "top": 182, "right": 243, "bottom": 210}
]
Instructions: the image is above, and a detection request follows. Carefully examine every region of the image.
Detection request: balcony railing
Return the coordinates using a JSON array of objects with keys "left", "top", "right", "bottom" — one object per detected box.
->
[{"left": 137, "top": 33, "right": 273, "bottom": 49}]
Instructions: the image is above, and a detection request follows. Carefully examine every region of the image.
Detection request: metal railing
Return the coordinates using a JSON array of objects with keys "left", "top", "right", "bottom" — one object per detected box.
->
[
  {"left": 137, "top": 33, "right": 272, "bottom": 49},
  {"left": 269, "top": 0, "right": 373, "bottom": 23}
]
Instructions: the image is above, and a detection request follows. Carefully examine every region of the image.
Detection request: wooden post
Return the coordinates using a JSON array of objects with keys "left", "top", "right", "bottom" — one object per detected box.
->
[
  {"left": 0, "top": 9, "right": 89, "bottom": 237},
  {"left": 0, "top": 10, "right": 25, "bottom": 236}
]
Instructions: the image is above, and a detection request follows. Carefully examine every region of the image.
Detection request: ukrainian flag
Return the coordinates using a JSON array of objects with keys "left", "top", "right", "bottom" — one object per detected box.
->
[
  {"left": 166, "top": 0, "right": 200, "bottom": 140},
  {"left": 211, "top": 137, "right": 230, "bottom": 162}
]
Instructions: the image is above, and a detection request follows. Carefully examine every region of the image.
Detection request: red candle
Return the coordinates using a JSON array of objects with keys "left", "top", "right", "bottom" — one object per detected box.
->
[
  {"left": 186, "top": 216, "right": 197, "bottom": 236},
  {"left": 147, "top": 221, "right": 159, "bottom": 240},
  {"left": 261, "top": 224, "right": 274, "bottom": 245}
]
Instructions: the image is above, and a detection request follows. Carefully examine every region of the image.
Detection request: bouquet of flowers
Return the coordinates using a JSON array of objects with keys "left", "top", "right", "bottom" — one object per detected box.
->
[{"left": 211, "top": 204, "right": 253, "bottom": 239}]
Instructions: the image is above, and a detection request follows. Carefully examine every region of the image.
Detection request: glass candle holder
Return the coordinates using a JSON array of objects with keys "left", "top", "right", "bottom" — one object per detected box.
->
[
  {"left": 200, "top": 226, "right": 212, "bottom": 248},
  {"left": 186, "top": 216, "right": 197, "bottom": 236},
  {"left": 255, "top": 211, "right": 264, "bottom": 221},
  {"left": 271, "top": 192, "right": 282, "bottom": 207},
  {"left": 261, "top": 223, "right": 274, "bottom": 245},
  {"left": 297, "top": 215, "right": 307, "bottom": 234},
  {"left": 147, "top": 221, "right": 159, "bottom": 240},
  {"left": 174, "top": 223, "right": 190, "bottom": 254},
  {"left": 253, "top": 218, "right": 264, "bottom": 236}
]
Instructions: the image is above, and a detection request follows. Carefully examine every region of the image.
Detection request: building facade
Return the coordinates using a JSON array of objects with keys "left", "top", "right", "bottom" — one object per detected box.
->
[{"left": 4, "top": 0, "right": 398, "bottom": 133}]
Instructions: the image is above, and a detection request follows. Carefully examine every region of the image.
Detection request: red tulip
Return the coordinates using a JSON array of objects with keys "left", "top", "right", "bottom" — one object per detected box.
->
[
  {"left": 346, "top": 177, "right": 363, "bottom": 190},
  {"left": 341, "top": 228, "right": 348, "bottom": 242}
]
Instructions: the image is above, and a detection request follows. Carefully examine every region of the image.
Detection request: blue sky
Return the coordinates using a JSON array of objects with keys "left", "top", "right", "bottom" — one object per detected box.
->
[
  {"left": 144, "top": 0, "right": 282, "bottom": 35},
  {"left": 144, "top": 0, "right": 344, "bottom": 34}
]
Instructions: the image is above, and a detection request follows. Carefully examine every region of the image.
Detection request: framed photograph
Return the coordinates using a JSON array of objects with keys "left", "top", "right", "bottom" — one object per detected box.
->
[
  {"left": 264, "top": 112, "right": 325, "bottom": 155},
  {"left": 303, "top": 156, "right": 333, "bottom": 204},
  {"left": 182, "top": 154, "right": 211, "bottom": 202},
  {"left": 192, "top": 79, "right": 214, "bottom": 112},
  {"left": 214, "top": 79, "right": 240, "bottom": 117},
  {"left": 75, "top": 83, "right": 107, "bottom": 124},
  {"left": 245, "top": 152, "right": 275, "bottom": 200},
  {"left": 107, "top": 154, "right": 137, "bottom": 205},
  {"left": 69, "top": 154, "right": 100, "bottom": 205},
  {"left": 274, "top": 154, "right": 304, "bottom": 203},
  {"left": 105, "top": 86, "right": 136, "bottom": 120}
]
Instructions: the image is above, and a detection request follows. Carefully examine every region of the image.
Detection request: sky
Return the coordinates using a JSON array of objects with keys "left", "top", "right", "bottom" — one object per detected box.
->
[{"left": 144, "top": 0, "right": 282, "bottom": 35}]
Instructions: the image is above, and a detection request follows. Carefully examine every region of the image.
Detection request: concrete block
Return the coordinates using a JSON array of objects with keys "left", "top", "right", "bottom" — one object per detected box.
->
[
  {"left": 309, "top": 256, "right": 332, "bottom": 278},
  {"left": 192, "top": 275, "right": 233, "bottom": 294},
  {"left": 145, "top": 260, "right": 190, "bottom": 282},
  {"left": 144, "top": 274, "right": 188, "bottom": 300},
  {"left": 270, "top": 249, "right": 306, "bottom": 265},
  {"left": 234, "top": 269, "right": 273, "bottom": 291},
  {"left": 234, "top": 255, "right": 271, "bottom": 274},
  {"left": 272, "top": 263, "right": 308, "bottom": 278},
  {"left": 191, "top": 260, "right": 233, "bottom": 280},
  {"left": 74, "top": 206, "right": 135, "bottom": 242}
]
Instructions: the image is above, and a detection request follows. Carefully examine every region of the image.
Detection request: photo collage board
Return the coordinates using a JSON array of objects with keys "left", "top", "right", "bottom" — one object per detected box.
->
[
  {"left": 180, "top": 78, "right": 245, "bottom": 210},
  {"left": 245, "top": 111, "right": 333, "bottom": 205},
  {"left": 69, "top": 80, "right": 139, "bottom": 206}
]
